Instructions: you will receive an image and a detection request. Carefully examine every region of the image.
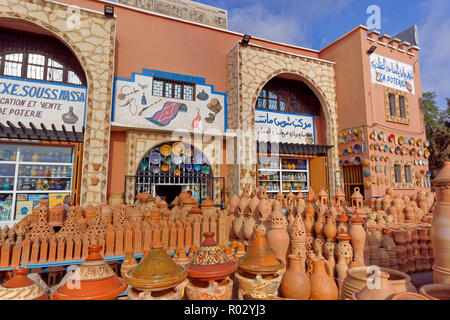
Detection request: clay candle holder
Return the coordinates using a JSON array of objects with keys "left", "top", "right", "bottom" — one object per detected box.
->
[
  {"left": 185, "top": 232, "right": 237, "bottom": 300},
  {"left": 53, "top": 245, "right": 127, "bottom": 300}
]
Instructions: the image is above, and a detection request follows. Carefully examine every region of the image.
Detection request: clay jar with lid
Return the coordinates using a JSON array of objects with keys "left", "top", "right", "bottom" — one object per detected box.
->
[
  {"left": 267, "top": 209, "right": 289, "bottom": 267},
  {"left": 123, "top": 242, "right": 188, "bottom": 300},
  {"left": 336, "top": 228, "right": 353, "bottom": 266},
  {"left": 280, "top": 255, "right": 310, "bottom": 300},
  {"left": 53, "top": 245, "right": 127, "bottom": 300},
  {"left": 185, "top": 232, "right": 237, "bottom": 300},
  {"left": 0, "top": 266, "right": 49, "bottom": 300},
  {"left": 431, "top": 162, "right": 450, "bottom": 284},
  {"left": 307, "top": 253, "right": 338, "bottom": 300}
]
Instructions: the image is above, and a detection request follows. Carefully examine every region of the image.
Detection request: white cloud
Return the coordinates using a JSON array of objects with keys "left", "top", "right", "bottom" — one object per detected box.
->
[{"left": 418, "top": 0, "right": 450, "bottom": 110}]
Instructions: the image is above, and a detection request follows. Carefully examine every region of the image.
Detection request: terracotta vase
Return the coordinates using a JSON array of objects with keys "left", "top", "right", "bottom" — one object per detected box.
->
[
  {"left": 230, "top": 195, "right": 240, "bottom": 213},
  {"left": 280, "top": 255, "right": 310, "bottom": 300},
  {"left": 353, "top": 271, "right": 397, "bottom": 300},
  {"left": 258, "top": 199, "right": 272, "bottom": 220},
  {"left": 431, "top": 162, "right": 450, "bottom": 284},
  {"left": 324, "top": 217, "right": 337, "bottom": 240},
  {"left": 243, "top": 216, "right": 256, "bottom": 240},
  {"left": 267, "top": 210, "right": 289, "bottom": 266},
  {"left": 308, "top": 254, "right": 338, "bottom": 300},
  {"left": 0, "top": 266, "right": 49, "bottom": 300},
  {"left": 304, "top": 211, "right": 314, "bottom": 234},
  {"left": 121, "top": 251, "right": 138, "bottom": 278},
  {"left": 349, "top": 211, "right": 366, "bottom": 266}
]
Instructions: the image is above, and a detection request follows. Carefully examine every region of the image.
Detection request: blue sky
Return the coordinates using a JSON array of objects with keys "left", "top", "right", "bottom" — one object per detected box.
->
[{"left": 195, "top": 0, "right": 450, "bottom": 111}]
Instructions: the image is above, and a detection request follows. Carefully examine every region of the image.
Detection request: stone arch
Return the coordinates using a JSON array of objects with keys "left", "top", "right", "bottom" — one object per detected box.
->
[{"left": 0, "top": 0, "right": 116, "bottom": 205}]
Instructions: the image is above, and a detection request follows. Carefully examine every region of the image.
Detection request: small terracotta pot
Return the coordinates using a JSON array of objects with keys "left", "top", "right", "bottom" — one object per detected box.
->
[{"left": 419, "top": 284, "right": 450, "bottom": 300}]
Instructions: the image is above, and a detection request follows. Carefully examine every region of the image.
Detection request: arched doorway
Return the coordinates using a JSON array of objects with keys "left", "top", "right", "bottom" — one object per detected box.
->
[
  {"left": 135, "top": 141, "right": 213, "bottom": 204},
  {"left": 254, "top": 74, "right": 331, "bottom": 198}
]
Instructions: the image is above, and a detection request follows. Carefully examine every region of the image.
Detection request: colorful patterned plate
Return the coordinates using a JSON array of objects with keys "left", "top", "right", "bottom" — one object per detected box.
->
[
  {"left": 160, "top": 144, "right": 172, "bottom": 156},
  {"left": 171, "top": 142, "right": 185, "bottom": 156}
]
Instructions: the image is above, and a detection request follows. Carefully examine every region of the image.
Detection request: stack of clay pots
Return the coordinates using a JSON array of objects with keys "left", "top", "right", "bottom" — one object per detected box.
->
[
  {"left": 382, "top": 228, "right": 398, "bottom": 270},
  {"left": 185, "top": 232, "right": 237, "bottom": 300}
]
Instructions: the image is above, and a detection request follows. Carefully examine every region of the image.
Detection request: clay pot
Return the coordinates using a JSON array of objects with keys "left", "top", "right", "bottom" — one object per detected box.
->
[
  {"left": 243, "top": 216, "right": 256, "bottom": 240},
  {"left": 308, "top": 254, "right": 338, "bottom": 300},
  {"left": 349, "top": 211, "right": 366, "bottom": 266},
  {"left": 314, "top": 214, "right": 325, "bottom": 236},
  {"left": 230, "top": 195, "right": 240, "bottom": 213},
  {"left": 353, "top": 271, "right": 397, "bottom": 300},
  {"left": 185, "top": 278, "right": 234, "bottom": 300},
  {"left": 419, "top": 284, "right": 450, "bottom": 300},
  {"left": 304, "top": 212, "right": 314, "bottom": 234},
  {"left": 258, "top": 199, "right": 272, "bottom": 219},
  {"left": 323, "top": 217, "right": 337, "bottom": 240},
  {"left": 121, "top": 251, "right": 138, "bottom": 278},
  {"left": 0, "top": 266, "right": 49, "bottom": 300},
  {"left": 53, "top": 245, "right": 127, "bottom": 300},
  {"left": 431, "top": 162, "right": 450, "bottom": 284},
  {"left": 280, "top": 255, "right": 310, "bottom": 300},
  {"left": 340, "top": 266, "right": 417, "bottom": 300}
]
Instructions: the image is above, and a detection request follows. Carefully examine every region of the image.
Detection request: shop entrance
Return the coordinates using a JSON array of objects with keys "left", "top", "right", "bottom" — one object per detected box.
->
[
  {"left": 155, "top": 185, "right": 182, "bottom": 204},
  {"left": 342, "top": 165, "right": 365, "bottom": 206}
]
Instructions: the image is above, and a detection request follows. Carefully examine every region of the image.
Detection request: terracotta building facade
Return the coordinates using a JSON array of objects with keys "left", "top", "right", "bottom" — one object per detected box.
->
[{"left": 0, "top": 0, "right": 430, "bottom": 225}]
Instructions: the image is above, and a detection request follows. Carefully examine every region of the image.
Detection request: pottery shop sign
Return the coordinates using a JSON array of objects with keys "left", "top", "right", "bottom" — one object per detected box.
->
[
  {"left": 255, "top": 109, "right": 315, "bottom": 144},
  {"left": 0, "top": 76, "right": 86, "bottom": 132},
  {"left": 370, "top": 53, "right": 415, "bottom": 94},
  {"left": 112, "top": 70, "right": 227, "bottom": 133}
]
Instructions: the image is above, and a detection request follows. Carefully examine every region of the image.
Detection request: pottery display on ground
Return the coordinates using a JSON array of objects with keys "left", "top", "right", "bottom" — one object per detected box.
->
[
  {"left": 0, "top": 266, "right": 49, "bottom": 300},
  {"left": 431, "top": 162, "right": 450, "bottom": 284},
  {"left": 352, "top": 271, "right": 397, "bottom": 300},
  {"left": 53, "top": 245, "right": 127, "bottom": 300},
  {"left": 419, "top": 283, "right": 450, "bottom": 300},
  {"left": 123, "top": 242, "right": 188, "bottom": 300},
  {"left": 280, "top": 255, "right": 310, "bottom": 300},
  {"left": 185, "top": 232, "right": 237, "bottom": 300}
]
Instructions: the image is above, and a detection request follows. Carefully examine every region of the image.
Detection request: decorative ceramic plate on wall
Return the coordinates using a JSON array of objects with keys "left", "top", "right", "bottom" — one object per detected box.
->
[
  {"left": 354, "top": 157, "right": 362, "bottom": 165},
  {"left": 353, "top": 144, "right": 361, "bottom": 153},
  {"left": 171, "top": 142, "right": 185, "bottom": 156},
  {"left": 150, "top": 152, "right": 162, "bottom": 165},
  {"left": 160, "top": 144, "right": 172, "bottom": 156}
]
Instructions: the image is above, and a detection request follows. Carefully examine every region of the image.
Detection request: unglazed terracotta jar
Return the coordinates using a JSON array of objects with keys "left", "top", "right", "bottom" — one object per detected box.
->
[
  {"left": 243, "top": 216, "right": 256, "bottom": 240},
  {"left": 431, "top": 162, "right": 450, "bottom": 284},
  {"left": 0, "top": 266, "right": 49, "bottom": 300},
  {"left": 324, "top": 217, "right": 337, "bottom": 241},
  {"left": 185, "top": 233, "right": 237, "bottom": 300},
  {"left": 307, "top": 253, "right": 338, "bottom": 300},
  {"left": 336, "top": 254, "right": 348, "bottom": 297},
  {"left": 267, "top": 209, "right": 289, "bottom": 267},
  {"left": 289, "top": 212, "right": 307, "bottom": 259},
  {"left": 280, "top": 255, "right": 310, "bottom": 300},
  {"left": 349, "top": 211, "right": 366, "bottom": 266},
  {"left": 419, "top": 283, "right": 450, "bottom": 300},
  {"left": 353, "top": 271, "right": 397, "bottom": 300},
  {"left": 340, "top": 266, "right": 417, "bottom": 300},
  {"left": 336, "top": 228, "right": 353, "bottom": 266},
  {"left": 53, "top": 245, "right": 127, "bottom": 300},
  {"left": 121, "top": 251, "right": 138, "bottom": 278}
]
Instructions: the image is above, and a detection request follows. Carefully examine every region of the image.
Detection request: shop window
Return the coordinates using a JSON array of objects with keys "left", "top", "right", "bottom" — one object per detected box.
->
[
  {"left": 256, "top": 77, "right": 321, "bottom": 115},
  {"left": 391, "top": 160, "right": 414, "bottom": 189},
  {"left": 384, "top": 87, "right": 409, "bottom": 124},
  {"left": 0, "top": 26, "right": 86, "bottom": 86},
  {"left": 389, "top": 93, "right": 396, "bottom": 116},
  {"left": 152, "top": 78, "right": 195, "bottom": 101}
]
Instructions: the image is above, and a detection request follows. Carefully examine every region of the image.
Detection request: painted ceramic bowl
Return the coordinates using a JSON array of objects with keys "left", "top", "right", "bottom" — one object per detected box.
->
[
  {"left": 150, "top": 152, "right": 161, "bottom": 165},
  {"left": 172, "top": 155, "right": 183, "bottom": 165},
  {"left": 161, "top": 163, "right": 169, "bottom": 172},
  {"left": 409, "top": 137, "right": 415, "bottom": 145},
  {"left": 424, "top": 140, "right": 430, "bottom": 147},
  {"left": 172, "top": 142, "right": 185, "bottom": 156},
  {"left": 354, "top": 157, "right": 362, "bottom": 165},
  {"left": 424, "top": 149, "right": 430, "bottom": 158},
  {"left": 362, "top": 159, "right": 370, "bottom": 167},
  {"left": 388, "top": 134, "right": 395, "bottom": 143},
  {"left": 339, "top": 160, "right": 344, "bottom": 166},
  {"left": 152, "top": 166, "right": 160, "bottom": 174},
  {"left": 194, "top": 164, "right": 201, "bottom": 172},
  {"left": 418, "top": 150, "right": 424, "bottom": 156},
  {"left": 160, "top": 144, "right": 172, "bottom": 156},
  {"left": 369, "top": 143, "right": 374, "bottom": 150},
  {"left": 164, "top": 156, "right": 173, "bottom": 165},
  {"left": 363, "top": 168, "right": 371, "bottom": 177},
  {"left": 174, "top": 169, "right": 181, "bottom": 176},
  {"left": 384, "top": 145, "right": 389, "bottom": 152},
  {"left": 374, "top": 144, "right": 379, "bottom": 150},
  {"left": 390, "top": 146, "right": 395, "bottom": 153},
  {"left": 201, "top": 165, "right": 210, "bottom": 174},
  {"left": 417, "top": 139, "right": 423, "bottom": 147},
  {"left": 379, "top": 132, "right": 386, "bottom": 140},
  {"left": 353, "top": 144, "right": 361, "bottom": 153},
  {"left": 371, "top": 155, "right": 376, "bottom": 161},
  {"left": 395, "top": 146, "right": 401, "bottom": 154},
  {"left": 186, "top": 164, "right": 194, "bottom": 172},
  {"left": 414, "top": 160, "right": 419, "bottom": 165},
  {"left": 348, "top": 146, "right": 354, "bottom": 153}
]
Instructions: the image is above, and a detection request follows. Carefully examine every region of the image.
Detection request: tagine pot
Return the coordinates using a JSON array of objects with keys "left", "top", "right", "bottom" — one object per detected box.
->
[
  {"left": 0, "top": 266, "right": 49, "bottom": 300},
  {"left": 307, "top": 253, "right": 338, "bottom": 300},
  {"left": 184, "top": 232, "right": 237, "bottom": 300},
  {"left": 53, "top": 245, "right": 127, "bottom": 300},
  {"left": 123, "top": 242, "right": 188, "bottom": 300},
  {"left": 431, "top": 162, "right": 450, "bottom": 284},
  {"left": 280, "top": 255, "right": 310, "bottom": 300}
]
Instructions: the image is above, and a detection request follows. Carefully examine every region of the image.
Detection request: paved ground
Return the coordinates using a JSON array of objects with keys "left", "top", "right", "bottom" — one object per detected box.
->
[{"left": 410, "top": 271, "right": 433, "bottom": 290}]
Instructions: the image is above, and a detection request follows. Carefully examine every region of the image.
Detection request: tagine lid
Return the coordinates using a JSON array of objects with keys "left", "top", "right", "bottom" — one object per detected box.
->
[
  {"left": 238, "top": 229, "right": 284, "bottom": 274},
  {"left": 53, "top": 245, "right": 127, "bottom": 300},
  {"left": 0, "top": 266, "right": 49, "bottom": 300},
  {"left": 185, "top": 232, "right": 237, "bottom": 281},
  {"left": 123, "top": 242, "right": 187, "bottom": 290},
  {"left": 200, "top": 197, "right": 215, "bottom": 208}
]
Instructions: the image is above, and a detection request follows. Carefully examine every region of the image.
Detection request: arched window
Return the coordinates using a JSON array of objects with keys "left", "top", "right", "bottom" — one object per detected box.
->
[
  {"left": 0, "top": 27, "right": 86, "bottom": 86},
  {"left": 256, "top": 77, "right": 320, "bottom": 115}
]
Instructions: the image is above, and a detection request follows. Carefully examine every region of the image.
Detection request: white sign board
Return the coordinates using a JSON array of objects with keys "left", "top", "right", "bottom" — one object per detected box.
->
[
  {"left": 370, "top": 53, "right": 415, "bottom": 94},
  {"left": 255, "top": 109, "right": 315, "bottom": 144},
  {"left": 113, "top": 72, "right": 226, "bottom": 133},
  {"left": 0, "top": 76, "right": 86, "bottom": 132}
]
